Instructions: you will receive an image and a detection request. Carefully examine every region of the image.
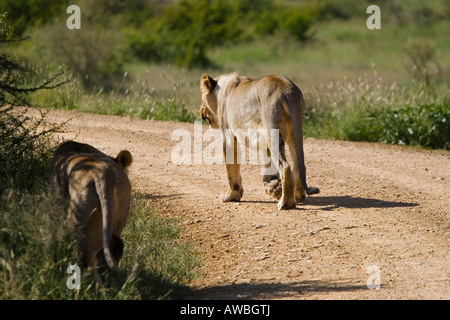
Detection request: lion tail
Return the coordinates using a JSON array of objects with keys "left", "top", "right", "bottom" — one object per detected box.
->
[
  {"left": 95, "top": 173, "right": 117, "bottom": 270},
  {"left": 285, "top": 85, "right": 320, "bottom": 196}
]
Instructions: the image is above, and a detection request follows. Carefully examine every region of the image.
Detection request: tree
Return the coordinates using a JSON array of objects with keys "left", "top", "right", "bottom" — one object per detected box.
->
[{"left": 0, "top": 14, "right": 68, "bottom": 192}]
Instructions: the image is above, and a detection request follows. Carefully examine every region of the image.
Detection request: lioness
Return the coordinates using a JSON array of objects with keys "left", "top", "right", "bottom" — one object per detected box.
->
[
  {"left": 49, "top": 140, "right": 132, "bottom": 285},
  {"left": 200, "top": 72, "right": 319, "bottom": 210}
]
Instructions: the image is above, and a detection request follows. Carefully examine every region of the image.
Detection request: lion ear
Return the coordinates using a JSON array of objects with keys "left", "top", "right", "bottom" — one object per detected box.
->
[
  {"left": 116, "top": 150, "right": 132, "bottom": 169},
  {"left": 201, "top": 73, "right": 216, "bottom": 92}
]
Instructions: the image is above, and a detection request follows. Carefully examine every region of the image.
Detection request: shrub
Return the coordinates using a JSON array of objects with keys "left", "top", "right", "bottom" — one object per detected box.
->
[
  {"left": 0, "top": 0, "right": 67, "bottom": 35},
  {"left": 0, "top": 14, "right": 67, "bottom": 192},
  {"left": 127, "top": 0, "right": 317, "bottom": 67},
  {"left": 0, "top": 106, "right": 65, "bottom": 193},
  {"left": 303, "top": 64, "right": 449, "bottom": 150},
  {"left": 312, "top": 0, "right": 367, "bottom": 20},
  {"left": 345, "top": 103, "right": 449, "bottom": 149},
  {"left": 282, "top": 9, "right": 314, "bottom": 41},
  {"left": 39, "top": 0, "right": 127, "bottom": 91},
  {"left": 1, "top": 16, "right": 200, "bottom": 300}
]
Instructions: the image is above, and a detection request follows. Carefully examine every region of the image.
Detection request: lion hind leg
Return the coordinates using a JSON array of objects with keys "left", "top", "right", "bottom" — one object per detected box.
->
[
  {"left": 287, "top": 140, "right": 306, "bottom": 203},
  {"left": 278, "top": 166, "right": 296, "bottom": 210},
  {"left": 269, "top": 134, "right": 296, "bottom": 210},
  {"left": 263, "top": 175, "right": 282, "bottom": 200},
  {"left": 79, "top": 242, "right": 103, "bottom": 288},
  {"left": 262, "top": 147, "right": 282, "bottom": 200}
]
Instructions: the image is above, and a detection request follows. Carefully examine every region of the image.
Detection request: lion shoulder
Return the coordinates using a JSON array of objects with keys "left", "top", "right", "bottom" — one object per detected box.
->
[{"left": 50, "top": 140, "right": 132, "bottom": 196}]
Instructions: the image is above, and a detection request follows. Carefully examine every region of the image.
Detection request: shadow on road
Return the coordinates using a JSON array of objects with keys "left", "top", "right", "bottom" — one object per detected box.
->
[
  {"left": 241, "top": 195, "right": 418, "bottom": 211},
  {"left": 189, "top": 279, "right": 368, "bottom": 299},
  {"left": 305, "top": 195, "right": 419, "bottom": 210}
]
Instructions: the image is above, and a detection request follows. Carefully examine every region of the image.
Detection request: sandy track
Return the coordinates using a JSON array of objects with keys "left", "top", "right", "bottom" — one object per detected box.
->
[{"left": 31, "top": 108, "right": 449, "bottom": 299}]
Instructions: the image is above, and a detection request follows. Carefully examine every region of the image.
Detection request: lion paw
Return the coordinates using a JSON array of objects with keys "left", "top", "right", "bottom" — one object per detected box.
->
[
  {"left": 278, "top": 197, "right": 296, "bottom": 210},
  {"left": 221, "top": 186, "right": 243, "bottom": 202},
  {"left": 263, "top": 177, "right": 282, "bottom": 200},
  {"left": 295, "top": 191, "right": 306, "bottom": 203},
  {"left": 306, "top": 186, "right": 320, "bottom": 195}
]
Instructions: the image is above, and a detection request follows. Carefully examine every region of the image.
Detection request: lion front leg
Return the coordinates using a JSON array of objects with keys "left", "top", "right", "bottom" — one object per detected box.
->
[
  {"left": 222, "top": 136, "right": 243, "bottom": 202},
  {"left": 222, "top": 163, "right": 243, "bottom": 202}
]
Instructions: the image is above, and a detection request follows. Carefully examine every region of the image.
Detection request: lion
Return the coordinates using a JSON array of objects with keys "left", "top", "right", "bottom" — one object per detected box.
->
[
  {"left": 49, "top": 140, "right": 132, "bottom": 286},
  {"left": 200, "top": 72, "right": 319, "bottom": 210}
]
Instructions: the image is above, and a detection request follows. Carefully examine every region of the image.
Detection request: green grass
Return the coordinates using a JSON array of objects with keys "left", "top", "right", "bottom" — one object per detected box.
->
[
  {"left": 343, "top": 103, "right": 449, "bottom": 149},
  {"left": 118, "top": 192, "right": 202, "bottom": 299},
  {"left": 1, "top": 71, "right": 200, "bottom": 300},
  {"left": 16, "top": 6, "right": 450, "bottom": 150},
  {"left": 0, "top": 191, "right": 201, "bottom": 299},
  {"left": 2, "top": 0, "right": 449, "bottom": 301}
]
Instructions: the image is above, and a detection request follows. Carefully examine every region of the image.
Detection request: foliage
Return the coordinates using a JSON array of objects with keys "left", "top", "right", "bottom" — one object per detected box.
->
[
  {"left": 127, "top": 0, "right": 315, "bottom": 68},
  {"left": 108, "top": 100, "right": 196, "bottom": 123},
  {"left": 0, "top": 0, "right": 68, "bottom": 35},
  {"left": 303, "top": 67, "right": 449, "bottom": 150},
  {"left": 1, "top": 16, "right": 200, "bottom": 299},
  {"left": 0, "top": 106, "right": 64, "bottom": 193},
  {"left": 39, "top": 0, "right": 127, "bottom": 91},
  {"left": 0, "top": 14, "right": 68, "bottom": 192},
  {"left": 0, "top": 190, "right": 200, "bottom": 299},
  {"left": 281, "top": 9, "right": 314, "bottom": 41},
  {"left": 344, "top": 103, "right": 449, "bottom": 149}
]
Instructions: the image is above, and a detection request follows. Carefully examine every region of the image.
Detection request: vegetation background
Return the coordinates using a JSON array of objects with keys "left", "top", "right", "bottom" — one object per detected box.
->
[{"left": 0, "top": 0, "right": 449, "bottom": 299}]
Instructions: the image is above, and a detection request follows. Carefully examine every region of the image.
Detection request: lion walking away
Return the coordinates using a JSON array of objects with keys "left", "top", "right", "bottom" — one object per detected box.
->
[
  {"left": 199, "top": 72, "right": 319, "bottom": 210},
  {"left": 49, "top": 140, "right": 133, "bottom": 286}
]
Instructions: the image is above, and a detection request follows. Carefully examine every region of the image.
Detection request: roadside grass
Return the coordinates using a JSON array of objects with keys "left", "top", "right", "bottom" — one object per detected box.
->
[
  {"left": 23, "top": 17, "right": 450, "bottom": 150},
  {"left": 0, "top": 104, "right": 200, "bottom": 300},
  {"left": 0, "top": 190, "right": 201, "bottom": 299},
  {"left": 0, "top": 108, "right": 200, "bottom": 299}
]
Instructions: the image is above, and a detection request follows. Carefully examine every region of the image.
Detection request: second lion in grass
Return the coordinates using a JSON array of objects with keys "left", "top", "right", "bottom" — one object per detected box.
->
[{"left": 49, "top": 140, "right": 132, "bottom": 286}]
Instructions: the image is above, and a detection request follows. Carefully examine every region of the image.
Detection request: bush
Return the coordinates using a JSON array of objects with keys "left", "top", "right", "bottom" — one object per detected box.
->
[
  {"left": 1, "top": 16, "right": 200, "bottom": 299},
  {"left": 127, "top": 0, "right": 317, "bottom": 68},
  {"left": 0, "top": 106, "right": 64, "bottom": 193},
  {"left": 282, "top": 9, "right": 314, "bottom": 41},
  {"left": 38, "top": 0, "right": 127, "bottom": 91},
  {"left": 0, "top": 0, "right": 67, "bottom": 35},
  {"left": 345, "top": 103, "right": 449, "bottom": 149},
  {"left": 0, "top": 14, "right": 67, "bottom": 192},
  {"left": 0, "top": 190, "right": 201, "bottom": 299},
  {"left": 303, "top": 63, "right": 449, "bottom": 150},
  {"left": 312, "top": 0, "right": 367, "bottom": 20},
  {"left": 126, "top": 0, "right": 241, "bottom": 68}
]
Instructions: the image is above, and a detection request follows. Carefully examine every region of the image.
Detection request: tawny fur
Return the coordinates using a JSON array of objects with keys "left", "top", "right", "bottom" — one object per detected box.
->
[
  {"left": 200, "top": 72, "right": 319, "bottom": 210},
  {"left": 49, "top": 140, "right": 132, "bottom": 286}
]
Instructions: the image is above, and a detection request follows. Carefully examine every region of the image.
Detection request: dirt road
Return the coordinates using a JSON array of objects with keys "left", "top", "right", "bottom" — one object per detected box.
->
[{"left": 33, "top": 108, "right": 449, "bottom": 299}]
